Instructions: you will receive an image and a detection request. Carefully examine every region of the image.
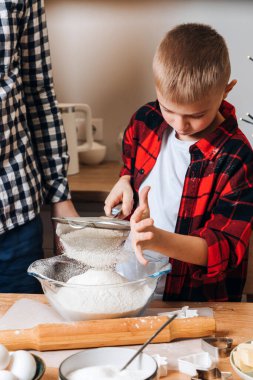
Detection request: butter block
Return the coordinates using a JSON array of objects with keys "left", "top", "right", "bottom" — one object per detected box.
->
[
  {"left": 236, "top": 343, "right": 253, "bottom": 368},
  {"left": 233, "top": 351, "right": 253, "bottom": 373}
]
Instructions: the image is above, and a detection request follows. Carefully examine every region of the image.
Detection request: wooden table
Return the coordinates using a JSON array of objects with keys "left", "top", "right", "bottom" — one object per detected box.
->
[{"left": 1, "top": 294, "right": 252, "bottom": 379}]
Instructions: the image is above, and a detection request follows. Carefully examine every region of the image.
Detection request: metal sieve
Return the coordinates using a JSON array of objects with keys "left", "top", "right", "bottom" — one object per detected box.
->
[{"left": 52, "top": 216, "right": 130, "bottom": 231}]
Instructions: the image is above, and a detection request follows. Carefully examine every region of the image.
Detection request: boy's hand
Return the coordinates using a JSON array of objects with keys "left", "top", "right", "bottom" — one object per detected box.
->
[
  {"left": 130, "top": 186, "right": 155, "bottom": 265},
  {"left": 104, "top": 175, "right": 133, "bottom": 219}
]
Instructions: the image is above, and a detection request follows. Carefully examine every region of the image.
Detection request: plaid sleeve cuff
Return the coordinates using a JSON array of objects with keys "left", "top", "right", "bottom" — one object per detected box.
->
[
  {"left": 120, "top": 166, "right": 131, "bottom": 177},
  {"left": 43, "top": 178, "right": 71, "bottom": 203}
]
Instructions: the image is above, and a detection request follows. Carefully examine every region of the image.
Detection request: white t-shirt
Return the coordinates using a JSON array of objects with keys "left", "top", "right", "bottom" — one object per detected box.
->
[
  {"left": 140, "top": 128, "right": 194, "bottom": 233},
  {"left": 124, "top": 128, "right": 195, "bottom": 295}
]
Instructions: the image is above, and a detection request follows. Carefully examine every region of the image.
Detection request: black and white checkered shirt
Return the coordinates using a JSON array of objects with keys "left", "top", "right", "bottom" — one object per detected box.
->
[{"left": 0, "top": 0, "right": 70, "bottom": 234}]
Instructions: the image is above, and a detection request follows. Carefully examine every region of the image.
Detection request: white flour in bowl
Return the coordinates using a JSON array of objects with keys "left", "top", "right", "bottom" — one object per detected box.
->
[
  {"left": 67, "top": 365, "right": 151, "bottom": 380},
  {"left": 57, "top": 225, "right": 129, "bottom": 269},
  {"left": 50, "top": 269, "right": 156, "bottom": 320},
  {"left": 67, "top": 269, "right": 128, "bottom": 286},
  {"left": 52, "top": 225, "right": 156, "bottom": 320}
]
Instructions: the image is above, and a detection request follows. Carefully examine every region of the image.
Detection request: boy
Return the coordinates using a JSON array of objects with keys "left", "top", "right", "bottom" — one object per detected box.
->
[
  {"left": 104, "top": 23, "right": 253, "bottom": 302},
  {"left": 0, "top": 0, "right": 78, "bottom": 293}
]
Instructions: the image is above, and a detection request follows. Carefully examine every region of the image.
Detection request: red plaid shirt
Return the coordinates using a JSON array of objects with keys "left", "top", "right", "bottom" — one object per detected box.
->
[{"left": 120, "top": 100, "right": 253, "bottom": 301}]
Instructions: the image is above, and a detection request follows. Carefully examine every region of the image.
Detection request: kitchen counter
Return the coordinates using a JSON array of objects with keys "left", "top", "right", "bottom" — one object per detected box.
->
[
  {"left": 68, "top": 161, "right": 121, "bottom": 202},
  {"left": 1, "top": 294, "right": 252, "bottom": 379}
]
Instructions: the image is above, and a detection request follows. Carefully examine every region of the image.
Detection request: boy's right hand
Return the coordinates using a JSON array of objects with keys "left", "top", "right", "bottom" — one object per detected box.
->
[{"left": 104, "top": 175, "right": 134, "bottom": 219}]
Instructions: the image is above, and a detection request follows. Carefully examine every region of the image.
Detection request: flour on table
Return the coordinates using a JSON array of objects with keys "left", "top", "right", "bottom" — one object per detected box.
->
[{"left": 0, "top": 299, "right": 64, "bottom": 330}]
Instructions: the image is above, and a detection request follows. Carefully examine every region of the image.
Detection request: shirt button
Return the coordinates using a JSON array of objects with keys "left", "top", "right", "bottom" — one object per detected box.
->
[{"left": 139, "top": 169, "right": 144, "bottom": 174}]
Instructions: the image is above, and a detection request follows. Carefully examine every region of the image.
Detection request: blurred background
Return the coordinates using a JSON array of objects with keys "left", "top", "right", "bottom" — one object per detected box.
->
[{"left": 44, "top": 0, "right": 253, "bottom": 160}]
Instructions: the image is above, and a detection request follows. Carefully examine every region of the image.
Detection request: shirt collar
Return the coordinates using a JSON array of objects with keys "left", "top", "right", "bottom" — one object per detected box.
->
[
  {"left": 190, "top": 100, "right": 238, "bottom": 160},
  {"left": 156, "top": 99, "right": 238, "bottom": 159}
]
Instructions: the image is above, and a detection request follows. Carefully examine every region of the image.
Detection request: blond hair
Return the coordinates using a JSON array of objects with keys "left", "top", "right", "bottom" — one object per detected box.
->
[{"left": 153, "top": 23, "right": 231, "bottom": 103}]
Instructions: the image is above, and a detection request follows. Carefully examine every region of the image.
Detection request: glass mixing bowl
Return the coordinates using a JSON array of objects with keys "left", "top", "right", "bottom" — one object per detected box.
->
[{"left": 27, "top": 254, "right": 170, "bottom": 322}]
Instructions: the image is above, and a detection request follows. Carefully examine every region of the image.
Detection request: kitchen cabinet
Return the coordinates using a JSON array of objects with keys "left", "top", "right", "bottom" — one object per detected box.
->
[{"left": 41, "top": 161, "right": 121, "bottom": 257}]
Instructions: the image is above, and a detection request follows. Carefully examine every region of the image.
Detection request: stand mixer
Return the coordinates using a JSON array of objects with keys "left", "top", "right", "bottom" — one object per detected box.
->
[
  {"left": 59, "top": 103, "right": 107, "bottom": 171},
  {"left": 75, "top": 104, "right": 107, "bottom": 165}
]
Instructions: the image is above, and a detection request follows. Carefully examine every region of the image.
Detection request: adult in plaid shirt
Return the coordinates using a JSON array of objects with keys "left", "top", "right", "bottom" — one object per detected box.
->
[
  {"left": 0, "top": 0, "right": 78, "bottom": 293},
  {"left": 105, "top": 23, "right": 253, "bottom": 301}
]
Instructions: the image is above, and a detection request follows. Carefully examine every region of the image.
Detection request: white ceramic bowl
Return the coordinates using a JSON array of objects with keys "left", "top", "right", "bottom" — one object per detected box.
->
[
  {"left": 78, "top": 141, "right": 106, "bottom": 165},
  {"left": 230, "top": 342, "right": 253, "bottom": 380},
  {"left": 59, "top": 347, "right": 158, "bottom": 380}
]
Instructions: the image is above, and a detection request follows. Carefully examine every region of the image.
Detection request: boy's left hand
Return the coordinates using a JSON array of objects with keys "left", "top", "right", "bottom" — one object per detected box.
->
[{"left": 130, "top": 186, "right": 155, "bottom": 265}]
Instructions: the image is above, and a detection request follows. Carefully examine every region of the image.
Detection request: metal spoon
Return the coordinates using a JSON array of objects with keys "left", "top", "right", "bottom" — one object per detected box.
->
[{"left": 120, "top": 313, "right": 177, "bottom": 371}]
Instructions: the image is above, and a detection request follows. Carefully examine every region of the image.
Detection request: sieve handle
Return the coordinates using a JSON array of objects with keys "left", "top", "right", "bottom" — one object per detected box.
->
[{"left": 52, "top": 216, "right": 130, "bottom": 231}]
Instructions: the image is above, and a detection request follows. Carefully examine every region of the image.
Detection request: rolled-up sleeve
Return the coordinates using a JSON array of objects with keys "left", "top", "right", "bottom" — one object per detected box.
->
[
  {"left": 191, "top": 170, "right": 253, "bottom": 280},
  {"left": 120, "top": 116, "right": 135, "bottom": 177}
]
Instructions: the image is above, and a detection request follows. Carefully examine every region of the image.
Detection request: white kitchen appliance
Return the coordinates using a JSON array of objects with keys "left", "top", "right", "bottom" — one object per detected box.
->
[
  {"left": 59, "top": 103, "right": 92, "bottom": 175},
  {"left": 59, "top": 103, "right": 106, "bottom": 173}
]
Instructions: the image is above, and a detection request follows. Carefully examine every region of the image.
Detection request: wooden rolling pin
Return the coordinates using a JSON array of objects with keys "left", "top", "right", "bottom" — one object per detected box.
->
[{"left": 0, "top": 315, "right": 215, "bottom": 351}]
